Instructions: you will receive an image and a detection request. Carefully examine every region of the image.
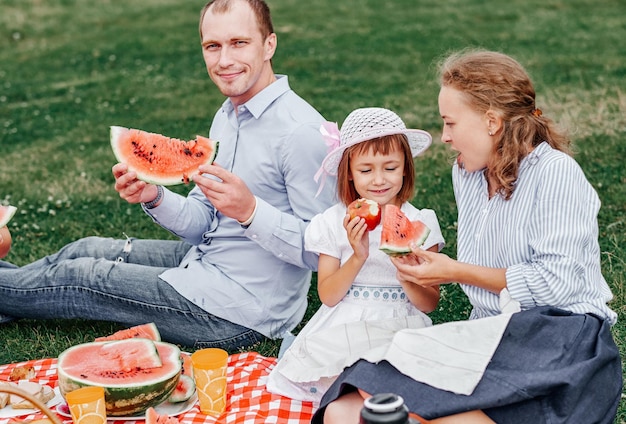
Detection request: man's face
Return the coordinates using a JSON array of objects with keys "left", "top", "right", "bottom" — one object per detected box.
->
[{"left": 200, "top": 1, "right": 276, "bottom": 106}]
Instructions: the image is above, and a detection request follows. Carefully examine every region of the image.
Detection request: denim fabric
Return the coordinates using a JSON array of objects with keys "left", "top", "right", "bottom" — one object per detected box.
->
[
  {"left": 0, "top": 236, "right": 265, "bottom": 350},
  {"left": 313, "top": 307, "right": 622, "bottom": 424}
]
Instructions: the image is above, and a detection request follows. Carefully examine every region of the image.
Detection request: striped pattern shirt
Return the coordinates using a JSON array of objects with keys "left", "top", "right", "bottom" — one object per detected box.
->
[{"left": 454, "top": 142, "right": 616, "bottom": 324}]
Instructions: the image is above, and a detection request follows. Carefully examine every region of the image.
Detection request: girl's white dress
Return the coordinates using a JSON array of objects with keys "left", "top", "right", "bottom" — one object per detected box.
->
[{"left": 266, "top": 202, "right": 445, "bottom": 405}]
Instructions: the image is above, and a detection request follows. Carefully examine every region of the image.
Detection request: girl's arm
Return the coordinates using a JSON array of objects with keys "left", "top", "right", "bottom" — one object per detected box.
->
[
  {"left": 396, "top": 245, "right": 441, "bottom": 312},
  {"left": 317, "top": 215, "right": 369, "bottom": 307}
]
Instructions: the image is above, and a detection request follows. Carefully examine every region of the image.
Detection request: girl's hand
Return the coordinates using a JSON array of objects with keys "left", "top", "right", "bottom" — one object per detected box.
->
[{"left": 343, "top": 214, "right": 369, "bottom": 262}]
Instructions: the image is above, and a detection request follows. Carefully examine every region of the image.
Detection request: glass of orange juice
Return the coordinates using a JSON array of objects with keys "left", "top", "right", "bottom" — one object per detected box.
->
[
  {"left": 65, "top": 386, "right": 107, "bottom": 424},
  {"left": 191, "top": 348, "right": 228, "bottom": 417}
]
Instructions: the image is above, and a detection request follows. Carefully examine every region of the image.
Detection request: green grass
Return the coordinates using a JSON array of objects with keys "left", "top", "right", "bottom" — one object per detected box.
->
[{"left": 1, "top": 0, "right": 624, "bottom": 420}]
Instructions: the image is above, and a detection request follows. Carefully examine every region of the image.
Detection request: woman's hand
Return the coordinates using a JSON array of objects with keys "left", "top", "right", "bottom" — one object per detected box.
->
[
  {"left": 391, "top": 243, "right": 454, "bottom": 287},
  {"left": 392, "top": 243, "right": 508, "bottom": 294}
]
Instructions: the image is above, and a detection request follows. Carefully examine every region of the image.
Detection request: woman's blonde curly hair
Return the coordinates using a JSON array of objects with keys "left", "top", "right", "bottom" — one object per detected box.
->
[{"left": 438, "top": 49, "right": 571, "bottom": 200}]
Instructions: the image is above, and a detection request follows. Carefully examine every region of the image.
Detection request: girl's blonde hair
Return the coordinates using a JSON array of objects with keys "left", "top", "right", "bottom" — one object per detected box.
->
[
  {"left": 336, "top": 134, "right": 415, "bottom": 205},
  {"left": 438, "top": 49, "right": 571, "bottom": 199}
]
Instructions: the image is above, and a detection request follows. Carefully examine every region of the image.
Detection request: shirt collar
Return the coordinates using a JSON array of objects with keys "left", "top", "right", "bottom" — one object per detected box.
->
[
  {"left": 520, "top": 141, "right": 550, "bottom": 170},
  {"left": 220, "top": 75, "right": 290, "bottom": 119}
]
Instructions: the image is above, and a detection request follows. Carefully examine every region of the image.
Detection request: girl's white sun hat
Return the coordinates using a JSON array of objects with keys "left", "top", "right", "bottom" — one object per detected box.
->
[{"left": 314, "top": 107, "right": 432, "bottom": 187}]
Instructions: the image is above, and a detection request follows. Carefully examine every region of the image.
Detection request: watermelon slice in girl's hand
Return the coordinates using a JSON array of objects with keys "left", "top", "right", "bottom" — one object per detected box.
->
[
  {"left": 379, "top": 204, "right": 430, "bottom": 256},
  {"left": 110, "top": 126, "right": 219, "bottom": 186},
  {"left": 0, "top": 205, "right": 17, "bottom": 228}
]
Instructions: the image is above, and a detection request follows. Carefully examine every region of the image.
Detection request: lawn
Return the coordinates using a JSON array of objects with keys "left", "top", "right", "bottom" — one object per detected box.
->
[{"left": 1, "top": 0, "right": 625, "bottom": 420}]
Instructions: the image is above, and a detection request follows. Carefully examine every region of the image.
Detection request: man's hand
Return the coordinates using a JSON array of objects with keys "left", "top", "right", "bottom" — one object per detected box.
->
[
  {"left": 192, "top": 163, "right": 256, "bottom": 223},
  {"left": 112, "top": 163, "right": 160, "bottom": 205}
]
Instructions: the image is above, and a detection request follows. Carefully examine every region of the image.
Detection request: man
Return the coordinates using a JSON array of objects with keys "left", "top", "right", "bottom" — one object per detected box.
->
[{"left": 0, "top": 0, "right": 334, "bottom": 351}]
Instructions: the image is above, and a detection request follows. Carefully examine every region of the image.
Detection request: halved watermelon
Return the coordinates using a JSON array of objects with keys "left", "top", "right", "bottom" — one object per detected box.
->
[
  {"left": 57, "top": 339, "right": 182, "bottom": 417},
  {"left": 95, "top": 322, "right": 161, "bottom": 342},
  {"left": 379, "top": 204, "right": 430, "bottom": 256},
  {"left": 0, "top": 205, "right": 17, "bottom": 228},
  {"left": 110, "top": 126, "right": 219, "bottom": 186}
]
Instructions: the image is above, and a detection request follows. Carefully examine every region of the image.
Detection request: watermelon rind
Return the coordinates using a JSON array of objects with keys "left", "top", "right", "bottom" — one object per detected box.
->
[
  {"left": 57, "top": 340, "right": 182, "bottom": 417},
  {"left": 379, "top": 245, "right": 412, "bottom": 257},
  {"left": 110, "top": 126, "right": 219, "bottom": 186},
  {"left": 167, "top": 374, "right": 195, "bottom": 403},
  {"left": 380, "top": 224, "right": 430, "bottom": 256},
  {"left": 0, "top": 205, "right": 17, "bottom": 228}
]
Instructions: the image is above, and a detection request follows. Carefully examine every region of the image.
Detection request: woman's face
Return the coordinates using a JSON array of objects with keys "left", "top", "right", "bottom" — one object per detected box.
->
[{"left": 438, "top": 86, "right": 494, "bottom": 172}]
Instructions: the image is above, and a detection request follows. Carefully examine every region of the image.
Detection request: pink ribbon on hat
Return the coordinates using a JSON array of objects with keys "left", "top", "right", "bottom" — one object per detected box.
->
[
  {"left": 320, "top": 121, "right": 341, "bottom": 151},
  {"left": 314, "top": 121, "right": 341, "bottom": 197}
]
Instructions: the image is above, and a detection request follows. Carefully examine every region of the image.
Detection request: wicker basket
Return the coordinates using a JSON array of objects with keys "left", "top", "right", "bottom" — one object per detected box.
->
[{"left": 0, "top": 384, "right": 63, "bottom": 424}]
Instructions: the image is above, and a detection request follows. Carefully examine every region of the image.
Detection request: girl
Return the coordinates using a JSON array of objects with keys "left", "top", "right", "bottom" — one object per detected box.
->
[
  {"left": 266, "top": 107, "right": 445, "bottom": 405},
  {"left": 315, "top": 51, "right": 621, "bottom": 424}
]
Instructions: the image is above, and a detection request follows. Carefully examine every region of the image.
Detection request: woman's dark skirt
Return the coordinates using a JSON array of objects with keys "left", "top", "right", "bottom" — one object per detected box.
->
[{"left": 312, "top": 307, "right": 622, "bottom": 424}]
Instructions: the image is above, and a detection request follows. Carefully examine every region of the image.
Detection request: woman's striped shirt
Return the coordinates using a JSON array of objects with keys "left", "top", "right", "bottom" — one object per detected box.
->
[{"left": 453, "top": 142, "right": 616, "bottom": 324}]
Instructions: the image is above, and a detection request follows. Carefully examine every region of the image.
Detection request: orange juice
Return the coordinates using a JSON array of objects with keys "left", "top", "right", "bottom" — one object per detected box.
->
[
  {"left": 191, "top": 348, "right": 228, "bottom": 417},
  {"left": 65, "top": 386, "right": 107, "bottom": 424}
]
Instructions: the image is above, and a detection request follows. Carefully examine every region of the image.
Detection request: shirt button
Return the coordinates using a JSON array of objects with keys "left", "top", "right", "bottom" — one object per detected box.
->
[{"left": 252, "top": 234, "right": 257, "bottom": 239}]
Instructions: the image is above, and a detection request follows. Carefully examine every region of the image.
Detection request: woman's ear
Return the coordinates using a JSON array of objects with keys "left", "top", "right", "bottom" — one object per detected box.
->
[{"left": 485, "top": 110, "right": 503, "bottom": 135}]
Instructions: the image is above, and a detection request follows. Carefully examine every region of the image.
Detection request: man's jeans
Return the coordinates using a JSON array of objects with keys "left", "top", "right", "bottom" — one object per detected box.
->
[{"left": 0, "top": 236, "right": 265, "bottom": 350}]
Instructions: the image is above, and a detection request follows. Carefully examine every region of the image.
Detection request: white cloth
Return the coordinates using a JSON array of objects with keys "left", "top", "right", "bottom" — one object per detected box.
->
[
  {"left": 362, "top": 289, "right": 520, "bottom": 396},
  {"left": 265, "top": 202, "right": 445, "bottom": 404},
  {"left": 362, "top": 313, "right": 513, "bottom": 396}
]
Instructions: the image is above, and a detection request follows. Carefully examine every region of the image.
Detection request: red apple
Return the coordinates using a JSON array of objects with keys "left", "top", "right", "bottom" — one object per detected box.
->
[{"left": 347, "top": 198, "right": 381, "bottom": 231}]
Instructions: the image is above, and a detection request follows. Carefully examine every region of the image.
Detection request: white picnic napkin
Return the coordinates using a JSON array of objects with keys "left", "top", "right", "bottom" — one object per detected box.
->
[{"left": 361, "top": 289, "right": 521, "bottom": 396}]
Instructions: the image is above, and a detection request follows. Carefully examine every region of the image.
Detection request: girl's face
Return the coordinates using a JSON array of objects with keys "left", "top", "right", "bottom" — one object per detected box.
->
[
  {"left": 438, "top": 86, "right": 494, "bottom": 172},
  {"left": 349, "top": 146, "right": 405, "bottom": 207}
]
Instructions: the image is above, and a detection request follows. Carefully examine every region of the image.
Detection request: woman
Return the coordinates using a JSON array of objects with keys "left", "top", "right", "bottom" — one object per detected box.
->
[{"left": 313, "top": 50, "right": 621, "bottom": 424}]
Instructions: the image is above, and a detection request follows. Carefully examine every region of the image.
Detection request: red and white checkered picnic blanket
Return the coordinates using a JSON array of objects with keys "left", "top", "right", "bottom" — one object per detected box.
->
[{"left": 0, "top": 352, "right": 314, "bottom": 424}]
